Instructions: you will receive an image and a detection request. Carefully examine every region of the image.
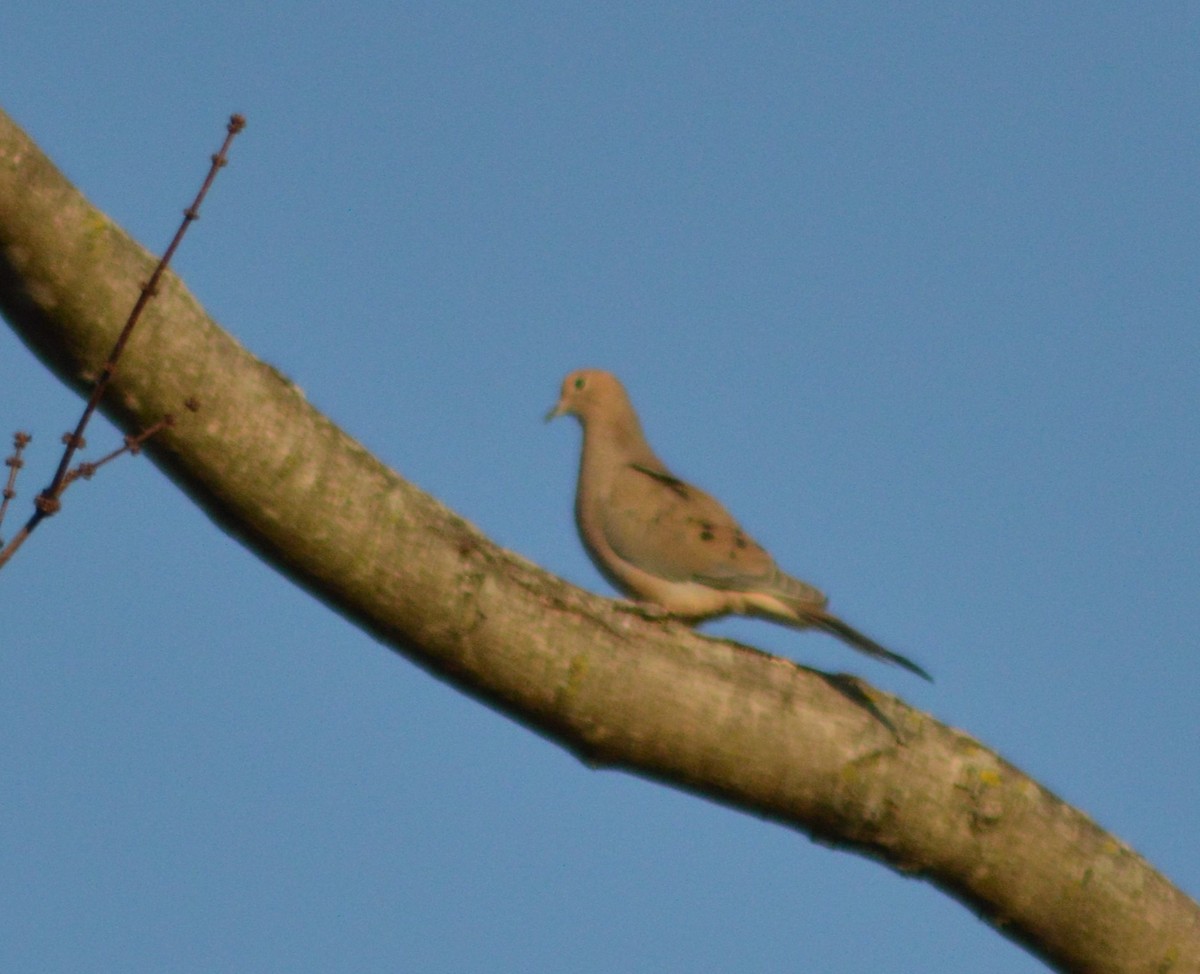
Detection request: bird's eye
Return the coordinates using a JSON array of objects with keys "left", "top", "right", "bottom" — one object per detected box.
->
[{"left": 573, "top": 376, "right": 586, "bottom": 390}]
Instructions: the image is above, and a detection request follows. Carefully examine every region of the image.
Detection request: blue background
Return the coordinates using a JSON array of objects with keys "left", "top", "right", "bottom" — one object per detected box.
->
[{"left": 1, "top": 4, "right": 1196, "bottom": 970}]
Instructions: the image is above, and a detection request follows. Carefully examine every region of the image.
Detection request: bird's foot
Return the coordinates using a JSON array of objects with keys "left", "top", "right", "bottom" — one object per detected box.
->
[{"left": 615, "top": 600, "right": 675, "bottom": 623}]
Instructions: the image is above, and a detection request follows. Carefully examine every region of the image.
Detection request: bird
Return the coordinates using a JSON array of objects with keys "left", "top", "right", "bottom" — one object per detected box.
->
[{"left": 546, "top": 368, "right": 931, "bottom": 681}]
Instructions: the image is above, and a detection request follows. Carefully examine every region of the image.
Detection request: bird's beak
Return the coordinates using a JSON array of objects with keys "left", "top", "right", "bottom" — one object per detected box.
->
[{"left": 544, "top": 400, "right": 566, "bottom": 423}]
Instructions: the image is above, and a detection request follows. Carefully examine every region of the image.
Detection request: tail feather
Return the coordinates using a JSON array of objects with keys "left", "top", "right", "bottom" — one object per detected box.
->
[
  {"left": 769, "top": 568, "right": 828, "bottom": 610},
  {"left": 812, "top": 613, "right": 933, "bottom": 682}
]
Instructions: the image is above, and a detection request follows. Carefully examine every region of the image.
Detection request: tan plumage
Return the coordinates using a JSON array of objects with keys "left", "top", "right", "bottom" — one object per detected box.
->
[{"left": 547, "top": 368, "right": 931, "bottom": 680}]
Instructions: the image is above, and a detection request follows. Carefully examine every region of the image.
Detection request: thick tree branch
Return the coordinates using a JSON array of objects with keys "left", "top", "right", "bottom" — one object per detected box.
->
[{"left": 0, "top": 107, "right": 1196, "bottom": 974}]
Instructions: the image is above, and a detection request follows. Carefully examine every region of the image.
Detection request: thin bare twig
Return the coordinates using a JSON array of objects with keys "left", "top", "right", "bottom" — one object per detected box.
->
[
  {"left": 0, "top": 431, "right": 32, "bottom": 544},
  {"left": 0, "top": 116, "right": 244, "bottom": 571}
]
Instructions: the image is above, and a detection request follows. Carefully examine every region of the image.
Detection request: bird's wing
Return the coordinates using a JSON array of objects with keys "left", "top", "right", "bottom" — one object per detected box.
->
[{"left": 601, "top": 462, "right": 794, "bottom": 593}]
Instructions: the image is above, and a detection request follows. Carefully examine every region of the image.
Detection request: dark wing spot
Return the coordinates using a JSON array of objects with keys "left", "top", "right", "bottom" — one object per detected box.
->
[{"left": 629, "top": 463, "right": 691, "bottom": 498}]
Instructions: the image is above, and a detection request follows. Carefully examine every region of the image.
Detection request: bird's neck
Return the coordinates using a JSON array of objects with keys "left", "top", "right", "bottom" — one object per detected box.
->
[{"left": 578, "top": 408, "right": 664, "bottom": 492}]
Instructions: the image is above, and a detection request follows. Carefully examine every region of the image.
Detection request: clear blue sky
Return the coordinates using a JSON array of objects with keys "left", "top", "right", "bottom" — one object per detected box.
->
[{"left": 2, "top": 4, "right": 1197, "bottom": 970}]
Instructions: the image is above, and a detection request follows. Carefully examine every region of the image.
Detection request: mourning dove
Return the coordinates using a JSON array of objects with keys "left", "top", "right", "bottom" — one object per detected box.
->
[{"left": 546, "top": 368, "right": 931, "bottom": 681}]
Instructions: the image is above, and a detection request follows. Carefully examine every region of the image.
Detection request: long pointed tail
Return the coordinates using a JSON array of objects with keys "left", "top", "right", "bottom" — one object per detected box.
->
[{"left": 812, "top": 613, "right": 933, "bottom": 682}]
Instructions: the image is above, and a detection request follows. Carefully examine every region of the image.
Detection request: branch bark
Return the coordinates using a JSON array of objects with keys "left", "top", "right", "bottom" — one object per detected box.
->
[{"left": 1, "top": 106, "right": 1196, "bottom": 974}]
